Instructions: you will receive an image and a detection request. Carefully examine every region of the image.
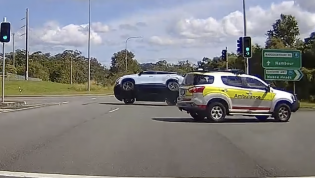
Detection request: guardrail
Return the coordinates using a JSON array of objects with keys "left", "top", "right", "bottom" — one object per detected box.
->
[{"left": 0, "top": 73, "right": 42, "bottom": 81}]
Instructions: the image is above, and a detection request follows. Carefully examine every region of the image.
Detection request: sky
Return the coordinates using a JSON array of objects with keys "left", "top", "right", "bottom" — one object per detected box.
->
[{"left": 1, "top": 0, "right": 315, "bottom": 67}]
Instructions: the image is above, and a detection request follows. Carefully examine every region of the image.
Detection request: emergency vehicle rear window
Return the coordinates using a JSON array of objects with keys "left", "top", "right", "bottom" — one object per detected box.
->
[{"left": 182, "top": 74, "right": 214, "bottom": 85}]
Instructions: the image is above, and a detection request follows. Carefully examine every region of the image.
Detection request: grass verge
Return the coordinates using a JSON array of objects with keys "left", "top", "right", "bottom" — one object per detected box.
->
[
  {"left": 0, "top": 80, "right": 113, "bottom": 96},
  {"left": 300, "top": 102, "right": 315, "bottom": 109}
]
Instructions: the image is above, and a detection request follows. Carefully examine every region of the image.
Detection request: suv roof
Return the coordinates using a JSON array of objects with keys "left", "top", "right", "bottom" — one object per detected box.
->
[
  {"left": 188, "top": 69, "right": 246, "bottom": 76},
  {"left": 142, "top": 71, "right": 177, "bottom": 74}
]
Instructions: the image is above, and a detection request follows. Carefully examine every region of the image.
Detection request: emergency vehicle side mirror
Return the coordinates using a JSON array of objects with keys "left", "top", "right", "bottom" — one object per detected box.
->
[{"left": 265, "top": 84, "right": 271, "bottom": 92}]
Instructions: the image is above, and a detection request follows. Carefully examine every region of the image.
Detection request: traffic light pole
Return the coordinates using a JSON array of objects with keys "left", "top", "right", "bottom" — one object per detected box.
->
[
  {"left": 1, "top": 17, "right": 6, "bottom": 103},
  {"left": 242, "top": 0, "right": 249, "bottom": 74},
  {"left": 226, "top": 46, "right": 228, "bottom": 70}
]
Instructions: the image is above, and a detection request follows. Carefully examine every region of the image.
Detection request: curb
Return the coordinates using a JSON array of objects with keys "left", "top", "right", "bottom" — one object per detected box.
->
[{"left": 0, "top": 102, "right": 69, "bottom": 113}]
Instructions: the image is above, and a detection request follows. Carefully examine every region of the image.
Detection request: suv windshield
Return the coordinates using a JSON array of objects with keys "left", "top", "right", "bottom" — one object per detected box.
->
[{"left": 182, "top": 73, "right": 214, "bottom": 86}]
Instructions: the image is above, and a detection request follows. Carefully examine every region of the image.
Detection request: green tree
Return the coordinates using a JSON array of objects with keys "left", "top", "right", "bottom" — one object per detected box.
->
[{"left": 266, "top": 14, "right": 300, "bottom": 48}]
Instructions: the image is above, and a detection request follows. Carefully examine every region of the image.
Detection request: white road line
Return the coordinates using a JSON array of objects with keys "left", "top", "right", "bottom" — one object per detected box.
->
[
  {"left": 0, "top": 171, "right": 172, "bottom": 178},
  {"left": 109, "top": 108, "right": 119, "bottom": 113},
  {"left": 91, "top": 98, "right": 96, "bottom": 100}
]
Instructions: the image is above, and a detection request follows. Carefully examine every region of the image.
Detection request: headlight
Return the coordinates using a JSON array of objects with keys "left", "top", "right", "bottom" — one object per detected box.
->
[{"left": 291, "top": 94, "right": 296, "bottom": 101}]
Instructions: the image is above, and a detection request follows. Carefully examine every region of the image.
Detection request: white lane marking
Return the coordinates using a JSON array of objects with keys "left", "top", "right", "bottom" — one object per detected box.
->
[
  {"left": 62, "top": 101, "right": 69, "bottom": 104},
  {"left": 109, "top": 108, "right": 119, "bottom": 113},
  {"left": 91, "top": 98, "right": 96, "bottom": 100},
  {"left": 0, "top": 171, "right": 173, "bottom": 178}
]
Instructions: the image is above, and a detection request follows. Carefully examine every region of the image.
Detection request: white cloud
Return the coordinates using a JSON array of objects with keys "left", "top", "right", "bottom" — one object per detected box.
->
[
  {"left": 163, "top": 1, "right": 315, "bottom": 48},
  {"left": 14, "top": 0, "right": 315, "bottom": 65},
  {"left": 19, "top": 21, "right": 110, "bottom": 47}
]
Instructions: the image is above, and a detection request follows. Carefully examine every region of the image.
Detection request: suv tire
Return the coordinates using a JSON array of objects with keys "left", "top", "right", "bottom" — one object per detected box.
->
[
  {"left": 274, "top": 103, "right": 291, "bottom": 122},
  {"left": 167, "top": 81, "right": 179, "bottom": 91},
  {"left": 124, "top": 98, "right": 135, "bottom": 104},
  {"left": 166, "top": 99, "right": 177, "bottom": 106},
  {"left": 207, "top": 102, "right": 227, "bottom": 122},
  {"left": 122, "top": 80, "right": 135, "bottom": 91},
  {"left": 190, "top": 112, "right": 205, "bottom": 121}
]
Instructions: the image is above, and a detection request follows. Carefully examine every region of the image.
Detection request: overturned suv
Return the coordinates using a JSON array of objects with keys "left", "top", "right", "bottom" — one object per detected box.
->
[
  {"left": 114, "top": 71, "right": 184, "bottom": 105},
  {"left": 177, "top": 69, "right": 300, "bottom": 122}
]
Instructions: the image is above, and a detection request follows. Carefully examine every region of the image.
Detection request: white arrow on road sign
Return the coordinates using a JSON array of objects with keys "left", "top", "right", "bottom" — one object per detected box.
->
[
  {"left": 294, "top": 70, "right": 303, "bottom": 80},
  {"left": 267, "top": 61, "right": 270, "bottom": 65}
]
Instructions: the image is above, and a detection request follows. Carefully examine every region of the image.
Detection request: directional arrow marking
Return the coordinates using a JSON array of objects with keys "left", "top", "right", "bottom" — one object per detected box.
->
[
  {"left": 293, "top": 70, "right": 303, "bottom": 80},
  {"left": 267, "top": 61, "right": 270, "bottom": 65}
]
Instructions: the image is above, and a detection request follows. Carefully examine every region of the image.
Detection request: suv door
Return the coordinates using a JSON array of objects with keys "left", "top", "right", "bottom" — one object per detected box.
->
[
  {"left": 242, "top": 77, "right": 275, "bottom": 111},
  {"left": 137, "top": 71, "right": 155, "bottom": 84},
  {"left": 220, "top": 76, "right": 253, "bottom": 111}
]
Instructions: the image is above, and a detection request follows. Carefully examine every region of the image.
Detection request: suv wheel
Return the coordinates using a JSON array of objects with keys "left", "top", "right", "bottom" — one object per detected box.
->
[
  {"left": 190, "top": 112, "right": 205, "bottom": 121},
  {"left": 274, "top": 103, "right": 291, "bottom": 122},
  {"left": 166, "top": 99, "right": 177, "bottom": 106},
  {"left": 124, "top": 98, "right": 135, "bottom": 104},
  {"left": 207, "top": 102, "right": 226, "bottom": 122},
  {"left": 122, "top": 80, "right": 135, "bottom": 91},
  {"left": 167, "top": 81, "right": 179, "bottom": 91}
]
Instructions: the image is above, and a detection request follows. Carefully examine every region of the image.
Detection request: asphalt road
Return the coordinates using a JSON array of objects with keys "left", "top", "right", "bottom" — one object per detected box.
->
[{"left": 0, "top": 96, "right": 314, "bottom": 177}]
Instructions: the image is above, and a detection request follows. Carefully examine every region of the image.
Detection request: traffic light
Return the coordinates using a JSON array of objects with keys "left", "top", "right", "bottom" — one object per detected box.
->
[
  {"left": 221, "top": 49, "right": 227, "bottom": 61},
  {"left": 237, "top": 37, "right": 243, "bottom": 55},
  {"left": 243, "top": 36, "right": 252, "bottom": 58},
  {"left": 0, "top": 22, "right": 11, "bottom": 43}
]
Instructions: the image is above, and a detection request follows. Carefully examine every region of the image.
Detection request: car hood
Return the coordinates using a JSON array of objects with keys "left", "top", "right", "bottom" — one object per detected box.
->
[
  {"left": 272, "top": 88, "right": 292, "bottom": 97},
  {"left": 121, "top": 74, "right": 138, "bottom": 78}
]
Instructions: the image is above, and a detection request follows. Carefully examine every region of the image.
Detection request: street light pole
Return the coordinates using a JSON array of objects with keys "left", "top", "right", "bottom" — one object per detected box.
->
[
  {"left": 242, "top": 0, "right": 249, "bottom": 74},
  {"left": 87, "top": 0, "right": 91, "bottom": 91},
  {"left": 125, "top": 36, "right": 141, "bottom": 71}
]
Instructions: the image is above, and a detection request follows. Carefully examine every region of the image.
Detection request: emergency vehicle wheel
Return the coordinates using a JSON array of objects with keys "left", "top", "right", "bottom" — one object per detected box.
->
[
  {"left": 190, "top": 112, "right": 205, "bottom": 121},
  {"left": 274, "top": 103, "right": 291, "bottom": 122},
  {"left": 207, "top": 102, "right": 227, "bottom": 122}
]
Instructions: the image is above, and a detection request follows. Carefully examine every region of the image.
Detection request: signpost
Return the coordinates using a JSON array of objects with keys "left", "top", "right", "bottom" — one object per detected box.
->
[
  {"left": 262, "top": 49, "right": 301, "bottom": 69},
  {"left": 264, "top": 69, "right": 303, "bottom": 81},
  {"left": 262, "top": 49, "right": 303, "bottom": 94}
]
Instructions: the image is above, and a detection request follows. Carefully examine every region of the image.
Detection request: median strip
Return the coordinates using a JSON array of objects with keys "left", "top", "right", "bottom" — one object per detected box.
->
[{"left": 0, "top": 102, "right": 69, "bottom": 113}]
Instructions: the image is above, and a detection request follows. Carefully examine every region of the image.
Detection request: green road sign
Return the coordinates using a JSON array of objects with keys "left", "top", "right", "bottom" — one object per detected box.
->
[
  {"left": 264, "top": 69, "right": 303, "bottom": 81},
  {"left": 262, "top": 49, "right": 301, "bottom": 69}
]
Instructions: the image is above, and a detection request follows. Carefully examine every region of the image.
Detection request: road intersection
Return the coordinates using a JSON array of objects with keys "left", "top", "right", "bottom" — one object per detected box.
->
[{"left": 0, "top": 96, "right": 314, "bottom": 177}]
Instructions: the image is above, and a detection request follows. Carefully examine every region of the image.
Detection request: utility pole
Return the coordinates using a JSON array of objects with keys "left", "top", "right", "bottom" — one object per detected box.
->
[
  {"left": 20, "top": 8, "right": 29, "bottom": 80},
  {"left": 12, "top": 32, "right": 15, "bottom": 67},
  {"left": 70, "top": 58, "right": 73, "bottom": 85}
]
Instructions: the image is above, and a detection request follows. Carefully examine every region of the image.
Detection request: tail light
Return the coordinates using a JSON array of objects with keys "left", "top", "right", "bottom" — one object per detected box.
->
[{"left": 188, "top": 86, "right": 205, "bottom": 93}]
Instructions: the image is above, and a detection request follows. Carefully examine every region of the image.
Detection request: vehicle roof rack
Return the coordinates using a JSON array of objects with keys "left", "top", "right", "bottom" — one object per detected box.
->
[{"left": 191, "top": 68, "right": 245, "bottom": 74}]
